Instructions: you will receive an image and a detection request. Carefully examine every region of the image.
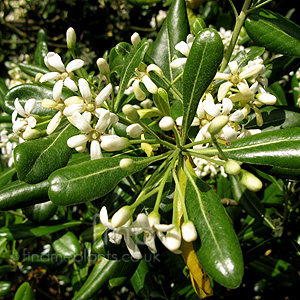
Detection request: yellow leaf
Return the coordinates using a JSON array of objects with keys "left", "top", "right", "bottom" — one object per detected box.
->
[
  {"left": 141, "top": 134, "right": 158, "bottom": 157},
  {"left": 181, "top": 241, "right": 213, "bottom": 299}
]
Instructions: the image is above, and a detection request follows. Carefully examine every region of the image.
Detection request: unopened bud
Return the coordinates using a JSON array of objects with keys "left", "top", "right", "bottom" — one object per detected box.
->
[
  {"left": 35, "top": 73, "right": 43, "bottom": 83},
  {"left": 126, "top": 123, "right": 144, "bottom": 138},
  {"left": 256, "top": 93, "right": 277, "bottom": 105},
  {"left": 119, "top": 158, "right": 135, "bottom": 171},
  {"left": 111, "top": 205, "right": 132, "bottom": 227},
  {"left": 22, "top": 128, "right": 42, "bottom": 140},
  {"left": 97, "top": 58, "right": 110, "bottom": 75},
  {"left": 140, "top": 99, "right": 153, "bottom": 109},
  {"left": 181, "top": 221, "right": 198, "bottom": 242},
  {"left": 148, "top": 211, "right": 161, "bottom": 227},
  {"left": 66, "top": 27, "right": 76, "bottom": 49},
  {"left": 165, "top": 227, "right": 182, "bottom": 252},
  {"left": 100, "top": 135, "right": 129, "bottom": 152},
  {"left": 224, "top": 159, "right": 241, "bottom": 175},
  {"left": 159, "top": 116, "right": 175, "bottom": 131},
  {"left": 240, "top": 170, "right": 263, "bottom": 192},
  {"left": 122, "top": 104, "right": 140, "bottom": 122},
  {"left": 208, "top": 115, "right": 229, "bottom": 136},
  {"left": 131, "top": 32, "right": 141, "bottom": 46}
]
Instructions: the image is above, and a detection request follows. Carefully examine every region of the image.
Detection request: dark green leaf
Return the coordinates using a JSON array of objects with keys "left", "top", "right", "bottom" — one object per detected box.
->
[
  {"left": 14, "top": 124, "right": 78, "bottom": 183},
  {"left": 181, "top": 28, "right": 223, "bottom": 141},
  {"left": 191, "top": 17, "right": 207, "bottom": 36},
  {"left": 14, "top": 282, "right": 35, "bottom": 300},
  {"left": 115, "top": 42, "right": 132, "bottom": 58},
  {"left": 52, "top": 231, "right": 81, "bottom": 259},
  {"left": 185, "top": 170, "right": 244, "bottom": 288},
  {"left": 292, "top": 73, "right": 300, "bottom": 106},
  {"left": 0, "top": 282, "right": 11, "bottom": 297},
  {"left": 115, "top": 40, "right": 149, "bottom": 110},
  {"left": 222, "top": 128, "right": 300, "bottom": 172},
  {"left": 23, "top": 201, "right": 57, "bottom": 223},
  {"left": 153, "top": 87, "right": 171, "bottom": 116},
  {"left": 19, "top": 63, "right": 48, "bottom": 78},
  {"left": 34, "top": 29, "right": 48, "bottom": 68},
  {"left": 0, "top": 220, "right": 82, "bottom": 240},
  {"left": 4, "top": 83, "right": 73, "bottom": 115},
  {"left": 245, "top": 106, "right": 300, "bottom": 131},
  {"left": 149, "top": 0, "right": 189, "bottom": 89},
  {"left": 48, "top": 156, "right": 150, "bottom": 206},
  {"left": 245, "top": 9, "right": 300, "bottom": 57},
  {"left": 0, "top": 167, "right": 16, "bottom": 188},
  {"left": 0, "top": 78, "right": 8, "bottom": 111},
  {"left": 0, "top": 180, "right": 49, "bottom": 211},
  {"left": 267, "top": 82, "right": 287, "bottom": 105},
  {"left": 22, "top": 253, "right": 67, "bottom": 269}
]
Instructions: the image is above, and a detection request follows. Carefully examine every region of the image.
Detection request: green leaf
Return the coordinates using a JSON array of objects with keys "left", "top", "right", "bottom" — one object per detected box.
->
[
  {"left": 115, "top": 42, "right": 132, "bottom": 58},
  {"left": 14, "top": 124, "right": 78, "bottom": 184},
  {"left": 18, "top": 63, "right": 48, "bottom": 78},
  {"left": 0, "top": 220, "right": 82, "bottom": 240},
  {"left": 34, "top": 29, "right": 48, "bottom": 68},
  {"left": 0, "top": 78, "right": 8, "bottom": 111},
  {"left": 0, "top": 167, "right": 16, "bottom": 188},
  {"left": 267, "top": 82, "right": 287, "bottom": 105},
  {"left": 23, "top": 201, "right": 57, "bottom": 223},
  {"left": 14, "top": 282, "right": 35, "bottom": 300},
  {"left": 72, "top": 257, "right": 120, "bottom": 300},
  {"left": 245, "top": 9, "right": 300, "bottom": 57},
  {"left": 48, "top": 156, "right": 149, "bottom": 206},
  {"left": 0, "top": 282, "right": 11, "bottom": 297},
  {"left": 52, "top": 231, "right": 81, "bottom": 259},
  {"left": 292, "top": 73, "right": 300, "bottom": 105},
  {"left": 245, "top": 106, "right": 300, "bottom": 131},
  {"left": 3, "top": 83, "right": 73, "bottom": 115},
  {"left": 222, "top": 128, "right": 300, "bottom": 176},
  {"left": 191, "top": 17, "right": 207, "bottom": 36},
  {"left": 153, "top": 87, "right": 171, "bottom": 116},
  {"left": 149, "top": 0, "right": 189, "bottom": 90},
  {"left": 181, "top": 28, "right": 223, "bottom": 141},
  {"left": 114, "top": 40, "right": 149, "bottom": 110},
  {"left": 0, "top": 180, "right": 49, "bottom": 211},
  {"left": 185, "top": 169, "right": 244, "bottom": 288}
]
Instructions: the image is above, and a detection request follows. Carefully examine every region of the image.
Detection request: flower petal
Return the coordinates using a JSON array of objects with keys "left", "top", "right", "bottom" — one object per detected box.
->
[
  {"left": 24, "top": 98, "right": 36, "bottom": 115},
  {"left": 203, "top": 99, "right": 220, "bottom": 117},
  {"left": 47, "top": 111, "right": 62, "bottom": 135},
  {"left": 46, "top": 52, "right": 65, "bottom": 72},
  {"left": 95, "top": 108, "right": 111, "bottom": 133},
  {"left": 221, "top": 98, "right": 233, "bottom": 115},
  {"left": 78, "top": 78, "right": 92, "bottom": 102},
  {"left": 123, "top": 235, "right": 142, "bottom": 260},
  {"left": 90, "top": 140, "right": 103, "bottom": 160},
  {"left": 63, "top": 103, "right": 85, "bottom": 117},
  {"left": 53, "top": 80, "right": 64, "bottom": 101},
  {"left": 100, "top": 135, "right": 128, "bottom": 151},
  {"left": 175, "top": 41, "right": 190, "bottom": 57},
  {"left": 67, "top": 134, "right": 88, "bottom": 148},
  {"left": 14, "top": 98, "right": 26, "bottom": 117},
  {"left": 66, "top": 59, "right": 84, "bottom": 73},
  {"left": 170, "top": 57, "right": 187, "bottom": 69},
  {"left": 218, "top": 81, "right": 233, "bottom": 101},
  {"left": 95, "top": 83, "right": 112, "bottom": 106},
  {"left": 39, "top": 72, "right": 59, "bottom": 83},
  {"left": 142, "top": 75, "right": 157, "bottom": 94},
  {"left": 99, "top": 206, "right": 114, "bottom": 229},
  {"left": 64, "top": 77, "right": 78, "bottom": 92},
  {"left": 72, "top": 112, "right": 92, "bottom": 133}
]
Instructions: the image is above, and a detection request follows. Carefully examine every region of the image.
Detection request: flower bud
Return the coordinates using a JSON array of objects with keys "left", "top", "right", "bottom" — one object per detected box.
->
[
  {"left": 122, "top": 104, "right": 140, "bottom": 122},
  {"left": 224, "top": 159, "right": 241, "bottom": 175},
  {"left": 41, "top": 99, "right": 57, "bottom": 109},
  {"left": 22, "top": 128, "right": 42, "bottom": 140},
  {"left": 97, "top": 58, "right": 110, "bottom": 75},
  {"left": 126, "top": 123, "right": 144, "bottom": 138},
  {"left": 35, "top": 73, "right": 43, "bottom": 83},
  {"left": 119, "top": 158, "right": 135, "bottom": 171},
  {"left": 111, "top": 205, "right": 132, "bottom": 227},
  {"left": 159, "top": 116, "right": 175, "bottom": 131},
  {"left": 208, "top": 115, "right": 229, "bottom": 136},
  {"left": 100, "top": 135, "right": 129, "bottom": 151},
  {"left": 146, "top": 64, "right": 163, "bottom": 77},
  {"left": 256, "top": 93, "right": 277, "bottom": 105},
  {"left": 66, "top": 27, "right": 76, "bottom": 50},
  {"left": 240, "top": 170, "right": 263, "bottom": 192},
  {"left": 148, "top": 211, "right": 161, "bottom": 227},
  {"left": 165, "top": 227, "right": 182, "bottom": 252},
  {"left": 131, "top": 32, "right": 141, "bottom": 46},
  {"left": 181, "top": 221, "right": 198, "bottom": 242},
  {"left": 140, "top": 99, "right": 153, "bottom": 109}
]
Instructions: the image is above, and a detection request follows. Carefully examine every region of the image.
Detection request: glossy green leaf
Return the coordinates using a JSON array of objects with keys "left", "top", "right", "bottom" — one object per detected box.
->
[
  {"left": 0, "top": 220, "right": 82, "bottom": 240},
  {"left": 109, "top": 259, "right": 139, "bottom": 287},
  {"left": 0, "top": 180, "right": 49, "bottom": 211},
  {"left": 185, "top": 169, "right": 244, "bottom": 288},
  {"left": 181, "top": 28, "right": 223, "bottom": 141},
  {"left": 48, "top": 156, "right": 149, "bottom": 206},
  {"left": 292, "top": 73, "right": 300, "bottom": 105},
  {"left": 18, "top": 63, "right": 48, "bottom": 78},
  {"left": 0, "top": 78, "right": 8, "bottom": 111},
  {"left": 191, "top": 17, "right": 207, "bottom": 36},
  {"left": 153, "top": 87, "right": 171, "bottom": 116},
  {"left": 52, "top": 231, "right": 81, "bottom": 259},
  {"left": 114, "top": 40, "right": 149, "bottom": 111},
  {"left": 0, "top": 282, "right": 11, "bottom": 297},
  {"left": 265, "top": 56, "right": 300, "bottom": 85},
  {"left": 14, "top": 124, "right": 78, "bottom": 184},
  {"left": 245, "top": 9, "right": 300, "bottom": 57},
  {"left": 267, "top": 82, "right": 287, "bottom": 105},
  {"left": 245, "top": 106, "right": 300, "bottom": 131},
  {"left": 23, "top": 201, "right": 57, "bottom": 223},
  {"left": 22, "top": 253, "right": 67, "bottom": 269},
  {"left": 3, "top": 83, "right": 73, "bottom": 115},
  {"left": 222, "top": 128, "right": 300, "bottom": 172},
  {"left": 115, "top": 42, "right": 132, "bottom": 58},
  {"left": 130, "top": 259, "right": 153, "bottom": 298},
  {"left": 72, "top": 257, "right": 120, "bottom": 300},
  {"left": 14, "top": 282, "right": 35, "bottom": 300},
  {"left": 34, "top": 29, "right": 48, "bottom": 68},
  {"left": 149, "top": 0, "right": 189, "bottom": 87}
]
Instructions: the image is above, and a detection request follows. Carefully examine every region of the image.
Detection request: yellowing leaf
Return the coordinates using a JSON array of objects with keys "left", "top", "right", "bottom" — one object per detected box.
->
[
  {"left": 181, "top": 241, "right": 213, "bottom": 299},
  {"left": 141, "top": 134, "right": 158, "bottom": 157}
]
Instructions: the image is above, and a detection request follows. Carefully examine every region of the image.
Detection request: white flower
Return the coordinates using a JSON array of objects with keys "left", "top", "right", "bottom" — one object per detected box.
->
[
  {"left": 67, "top": 110, "right": 126, "bottom": 159},
  {"left": 215, "top": 61, "right": 264, "bottom": 101},
  {"left": 40, "top": 52, "right": 84, "bottom": 101},
  {"left": 12, "top": 98, "right": 37, "bottom": 135},
  {"left": 126, "top": 123, "right": 144, "bottom": 138},
  {"left": 170, "top": 34, "right": 195, "bottom": 69}
]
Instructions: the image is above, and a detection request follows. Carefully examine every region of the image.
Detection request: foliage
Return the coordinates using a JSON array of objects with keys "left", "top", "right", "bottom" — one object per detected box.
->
[{"left": 1, "top": 0, "right": 300, "bottom": 299}]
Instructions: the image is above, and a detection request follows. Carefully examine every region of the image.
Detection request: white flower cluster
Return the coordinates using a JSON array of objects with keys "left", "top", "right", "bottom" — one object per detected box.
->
[
  {"left": 99, "top": 206, "right": 197, "bottom": 260},
  {"left": 0, "top": 128, "right": 19, "bottom": 167}
]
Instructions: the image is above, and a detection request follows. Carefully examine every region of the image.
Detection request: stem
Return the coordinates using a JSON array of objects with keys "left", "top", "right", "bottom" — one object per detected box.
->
[
  {"left": 220, "top": 0, "right": 252, "bottom": 72},
  {"left": 161, "top": 75, "right": 183, "bottom": 100},
  {"left": 247, "top": 0, "right": 273, "bottom": 12},
  {"left": 183, "top": 149, "right": 226, "bottom": 166},
  {"left": 211, "top": 136, "right": 228, "bottom": 161}
]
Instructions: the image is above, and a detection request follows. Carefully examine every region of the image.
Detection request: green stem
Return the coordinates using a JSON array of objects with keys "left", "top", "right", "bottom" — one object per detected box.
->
[
  {"left": 220, "top": 0, "right": 252, "bottom": 72},
  {"left": 247, "top": 0, "right": 273, "bottom": 12},
  {"left": 211, "top": 136, "right": 228, "bottom": 161},
  {"left": 183, "top": 149, "right": 226, "bottom": 166},
  {"left": 161, "top": 75, "right": 183, "bottom": 100}
]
